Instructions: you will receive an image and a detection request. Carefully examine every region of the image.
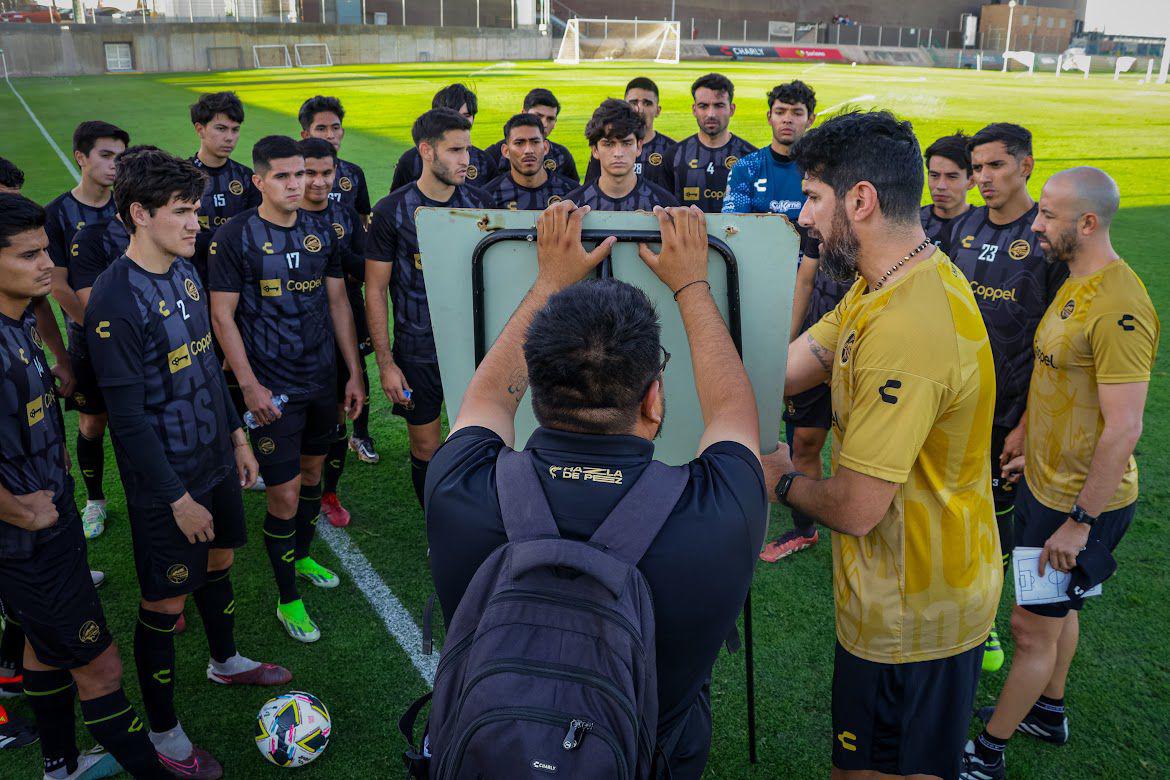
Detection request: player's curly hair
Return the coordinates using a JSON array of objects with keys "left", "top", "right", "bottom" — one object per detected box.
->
[
  {"left": 924, "top": 132, "right": 972, "bottom": 175},
  {"left": 791, "top": 110, "right": 923, "bottom": 225},
  {"left": 584, "top": 99, "right": 646, "bottom": 146},
  {"left": 298, "top": 95, "right": 345, "bottom": 130},
  {"left": 432, "top": 83, "right": 478, "bottom": 116},
  {"left": 691, "top": 72, "right": 734, "bottom": 100},
  {"left": 190, "top": 91, "right": 245, "bottom": 126},
  {"left": 114, "top": 147, "right": 206, "bottom": 235},
  {"left": 0, "top": 157, "right": 25, "bottom": 192},
  {"left": 767, "top": 80, "right": 816, "bottom": 114},
  {"left": 0, "top": 193, "right": 44, "bottom": 249}
]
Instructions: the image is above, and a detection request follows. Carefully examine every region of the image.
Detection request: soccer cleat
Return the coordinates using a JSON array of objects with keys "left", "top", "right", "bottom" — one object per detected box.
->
[
  {"left": 247, "top": 474, "right": 266, "bottom": 492},
  {"left": 89, "top": 570, "right": 106, "bottom": 589},
  {"left": 349, "top": 436, "right": 380, "bottom": 464},
  {"left": 759, "top": 529, "right": 819, "bottom": 563},
  {"left": 81, "top": 501, "right": 107, "bottom": 540},
  {"left": 959, "top": 740, "right": 1005, "bottom": 780},
  {"left": 296, "top": 557, "right": 340, "bottom": 589},
  {"left": 207, "top": 661, "right": 291, "bottom": 687},
  {"left": 982, "top": 629, "right": 1005, "bottom": 672},
  {"left": 0, "top": 711, "right": 37, "bottom": 749},
  {"left": 157, "top": 745, "right": 222, "bottom": 779},
  {"left": 0, "top": 671, "right": 22, "bottom": 698},
  {"left": 276, "top": 600, "right": 320, "bottom": 643},
  {"left": 321, "top": 492, "right": 351, "bottom": 528},
  {"left": 976, "top": 705, "right": 1069, "bottom": 745},
  {"left": 52, "top": 745, "right": 123, "bottom": 779}
]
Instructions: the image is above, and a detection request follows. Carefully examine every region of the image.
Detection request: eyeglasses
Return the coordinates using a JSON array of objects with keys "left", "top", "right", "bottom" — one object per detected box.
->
[{"left": 644, "top": 346, "right": 671, "bottom": 394}]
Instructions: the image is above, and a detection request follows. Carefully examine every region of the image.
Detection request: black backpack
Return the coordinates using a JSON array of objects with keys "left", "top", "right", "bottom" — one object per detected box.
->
[{"left": 402, "top": 448, "right": 687, "bottom": 779}]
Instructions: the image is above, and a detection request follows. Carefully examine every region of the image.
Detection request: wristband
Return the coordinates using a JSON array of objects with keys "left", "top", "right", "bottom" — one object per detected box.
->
[
  {"left": 672, "top": 279, "right": 711, "bottom": 300},
  {"left": 1069, "top": 504, "right": 1097, "bottom": 527}
]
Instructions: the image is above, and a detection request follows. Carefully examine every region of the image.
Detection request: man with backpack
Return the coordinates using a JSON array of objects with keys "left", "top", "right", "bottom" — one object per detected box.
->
[{"left": 416, "top": 201, "right": 767, "bottom": 778}]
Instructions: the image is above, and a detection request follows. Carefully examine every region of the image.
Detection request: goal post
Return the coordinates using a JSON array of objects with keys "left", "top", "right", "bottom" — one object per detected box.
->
[
  {"left": 294, "top": 43, "right": 333, "bottom": 68},
  {"left": 252, "top": 44, "right": 292, "bottom": 69},
  {"left": 555, "top": 18, "right": 681, "bottom": 65}
]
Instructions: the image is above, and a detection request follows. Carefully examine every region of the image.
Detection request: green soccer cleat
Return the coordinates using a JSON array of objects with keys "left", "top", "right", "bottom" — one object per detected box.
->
[
  {"left": 276, "top": 600, "right": 320, "bottom": 643},
  {"left": 81, "top": 501, "right": 107, "bottom": 540},
  {"left": 982, "top": 629, "right": 1005, "bottom": 672},
  {"left": 295, "top": 557, "right": 340, "bottom": 589}
]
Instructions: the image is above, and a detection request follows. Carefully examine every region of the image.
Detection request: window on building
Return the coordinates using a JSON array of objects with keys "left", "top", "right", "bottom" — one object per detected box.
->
[
  {"left": 104, "top": 42, "right": 133, "bottom": 72},
  {"left": 1059, "top": 18, "right": 1067, "bottom": 28}
]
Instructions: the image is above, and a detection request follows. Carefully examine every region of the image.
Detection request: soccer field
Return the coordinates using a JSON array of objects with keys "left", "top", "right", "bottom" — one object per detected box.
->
[{"left": 1, "top": 59, "right": 1169, "bottom": 778}]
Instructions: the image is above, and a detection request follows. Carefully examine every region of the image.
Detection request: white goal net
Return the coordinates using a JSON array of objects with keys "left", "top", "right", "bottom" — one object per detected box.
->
[
  {"left": 253, "top": 44, "right": 292, "bottom": 69},
  {"left": 295, "top": 43, "right": 333, "bottom": 68},
  {"left": 555, "top": 18, "right": 681, "bottom": 65}
]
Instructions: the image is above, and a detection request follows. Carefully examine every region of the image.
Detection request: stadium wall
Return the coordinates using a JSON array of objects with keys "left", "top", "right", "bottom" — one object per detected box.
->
[{"left": 0, "top": 22, "right": 551, "bottom": 76}]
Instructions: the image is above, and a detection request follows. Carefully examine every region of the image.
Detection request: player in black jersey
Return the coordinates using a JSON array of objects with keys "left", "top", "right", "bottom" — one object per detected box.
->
[
  {"left": 484, "top": 88, "right": 580, "bottom": 184},
  {"left": 298, "top": 138, "right": 373, "bottom": 529},
  {"left": 481, "top": 114, "right": 577, "bottom": 210},
  {"left": 0, "top": 194, "right": 170, "bottom": 779},
  {"left": 944, "top": 124, "right": 1068, "bottom": 674},
  {"left": 921, "top": 132, "right": 974, "bottom": 247},
  {"left": 585, "top": 77, "right": 676, "bottom": 190},
  {"left": 367, "top": 109, "right": 492, "bottom": 509},
  {"left": 210, "top": 136, "right": 364, "bottom": 645},
  {"left": 670, "top": 73, "right": 757, "bottom": 213},
  {"left": 45, "top": 120, "right": 129, "bottom": 541},
  {"left": 298, "top": 95, "right": 372, "bottom": 219},
  {"left": 391, "top": 84, "right": 493, "bottom": 192},
  {"left": 566, "top": 99, "right": 679, "bottom": 211}
]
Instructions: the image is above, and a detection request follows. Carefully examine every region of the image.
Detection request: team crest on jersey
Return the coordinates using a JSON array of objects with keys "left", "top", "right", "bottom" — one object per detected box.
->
[
  {"left": 166, "top": 564, "right": 189, "bottom": 584},
  {"left": 78, "top": 620, "right": 101, "bottom": 644},
  {"left": 30, "top": 328, "right": 43, "bottom": 349},
  {"left": 1060, "top": 300, "right": 1075, "bottom": 319},
  {"left": 184, "top": 278, "right": 200, "bottom": 301},
  {"left": 228, "top": 180, "right": 245, "bottom": 196},
  {"left": 303, "top": 234, "right": 323, "bottom": 253},
  {"left": 257, "top": 437, "right": 276, "bottom": 455},
  {"left": 544, "top": 159, "right": 557, "bottom": 171},
  {"left": 1008, "top": 239, "right": 1031, "bottom": 260},
  {"left": 547, "top": 195, "right": 563, "bottom": 205},
  {"left": 332, "top": 222, "right": 346, "bottom": 239},
  {"left": 466, "top": 164, "right": 479, "bottom": 180},
  {"left": 648, "top": 152, "right": 663, "bottom": 166},
  {"left": 339, "top": 176, "right": 353, "bottom": 192},
  {"left": 840, "top": 330, "right": 857, "bottom": 365},
  {"left": 688, "top": 158, "right": 699, "bottom": 169},
  {"left": 724, "top": 155, "right": 740, "bottom": 170}
]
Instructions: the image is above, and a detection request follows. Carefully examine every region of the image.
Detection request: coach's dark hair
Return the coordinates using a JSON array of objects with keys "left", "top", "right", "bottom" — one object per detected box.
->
[
  {"left": 112, "top": 148, "right": 206, "bottom": 235},
  {"left": 411, "top": 109, "right": 472, "bottom": 148},
  {"left": 792, "top": 110, "right": 923, "bottom": 225},
  {"left": 503, "top": 113, "right": 545, "bottom": 141},
  {"left": 73, "top": 121, "right": 130, "bottom": 156},
  {"left": 691, "top": 73, "right": 734, "bottom": 101},
  {"left": 625, "top": 76, "right": 660, "bottom": 99},
  {"left": 432, "top": 83, "right": 478, "bottom": 116},
  {"left": 0, "top": 157, "right": 25, "bottom": 191},
  {"left": 0, "top": 194, "right": 45, "bottom": 250},
  {"left": 190, "top": 91, "right": 245, "bottom": 126},
  {"left": 298, "top": 95, "right": 345, "bottom": 130},
  {"left": 297, "top": 137, "right": 338, "bottom": 163},
  {"left": 585, "top": 99, "right": 646, "bottom": 146},
  {"left": 252, "top": 135, "right": 303, "bottom": 175},
  {"left": 525, "top": 279, "right": 661, "bottom": 434},
  {"left": 768, "top": 80, "right": 816, "bottom": 114},
  {"left": 969, "top": 122, "right": 1032, "bottom": 159},
  {"left": 523, "top": 88, "right": 560, "bottom": 113},
  {"left": 924, "top": 132, "right": 972, "bottom": 175}
]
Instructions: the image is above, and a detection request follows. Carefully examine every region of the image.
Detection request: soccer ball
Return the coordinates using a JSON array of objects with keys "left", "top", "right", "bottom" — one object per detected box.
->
[{"left": 254, "top": 691, "right": 332, "bottom": 768}]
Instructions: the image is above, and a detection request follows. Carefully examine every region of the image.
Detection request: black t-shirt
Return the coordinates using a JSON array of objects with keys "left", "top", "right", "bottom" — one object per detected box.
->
[
  {"left": 944, "top": 203, "right": 1069, "bottom": 429},
  {"left": 190, "top": 155, "right": 263, "bottom": 284},
  {"left": 0, "top": 308, "right": 71, "bottom": 559},
  {"left": 86, "top": 256, "right": 235, "bottom": 504},
  {"left": 481, "top": 172, "right": 577, "bottom": 210},
  {"left": 44, "top": 191, "right": 117, "bottom": 345},
  {"left": 803, "top": 263, "right": 854, "bottom": 331},
  {"left": 669, "top": 134, "right": 758, "bottom": 213},
  {"left": 584, "top": 131, "right": 677, "bottom": 192},
  {"left": 920, "top": 204, "right": 961, "bottom": 248},
  {"left": 70, "top": 218, "right": 130, "bottom": 293},
  {"left": 564, "top": 178, "right": 680, "bottom": 212},
  {"left": 366, "top": 182, "right": 492, "bottom": 364},
  {"left": 390, "top": 145, "right": 494, "bottom": 193},
  {"left": 208, "top": 208, "right": 343, "bottom": 399},
  {"left": 425, "top": 425, "right": 767, "bottom": 740},
  {"left": 330, "top": 158, "right": 372, "bottom": 216},
  {"left": 485, "top": 138, "right": 580, "bottom": 184}
]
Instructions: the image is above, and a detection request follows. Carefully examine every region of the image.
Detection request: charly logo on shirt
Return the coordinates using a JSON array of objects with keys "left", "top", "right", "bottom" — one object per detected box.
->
[
  {"left": 648, "top": 152, "right": 664, "bottom": 166},
  {"left": 1060, "top": 299, "right": 1075, "bottom": 319},
  {"left": 184, "top": 278, "right": 200, "bottom": 301},
  {"left": 303, "top": 234, "right": 323, "bottom": 253},
  {"left": 1008, "top": 239, "right": 1031, "bottom": 260},
  {"left": 339, "top": 176, "right": 353, "bottom": 192},
  {"left": 228, "top": 180, "right": 245, "bottom": 196}
]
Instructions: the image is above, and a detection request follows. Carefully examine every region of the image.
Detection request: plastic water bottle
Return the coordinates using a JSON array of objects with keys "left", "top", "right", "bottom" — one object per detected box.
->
[{"left": 243, "top": 394, "right": 288, "bottom": 429}]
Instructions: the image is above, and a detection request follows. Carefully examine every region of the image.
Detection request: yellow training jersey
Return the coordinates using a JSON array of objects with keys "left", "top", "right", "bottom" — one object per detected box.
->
[
  {"left": 808, "top": 251, "right": 1002, "bottom": 664},
  {"left": 1025, "top": 259, "right": 1159, "bottom": 513}
]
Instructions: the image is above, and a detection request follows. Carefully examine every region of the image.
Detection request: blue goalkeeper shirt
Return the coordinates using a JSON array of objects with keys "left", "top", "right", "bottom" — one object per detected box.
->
[{"left": 722, "top": 147, "right": 817, "bottom": 261}]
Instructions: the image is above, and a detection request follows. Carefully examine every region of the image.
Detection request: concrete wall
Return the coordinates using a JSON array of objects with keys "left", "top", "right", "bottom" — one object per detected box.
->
[{"left": 0, "top": 21, "right": 551, "bottom": 76}]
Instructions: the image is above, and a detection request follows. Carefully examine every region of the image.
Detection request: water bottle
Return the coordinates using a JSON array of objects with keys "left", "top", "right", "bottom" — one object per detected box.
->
[{"left": 243, "top": 394, "right": 288, "bottom": 429}]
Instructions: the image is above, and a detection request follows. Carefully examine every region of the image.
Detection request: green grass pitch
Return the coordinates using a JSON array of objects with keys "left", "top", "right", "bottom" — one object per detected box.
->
[{"left": 1, "top": 59, "right": 1168, "bottom": 777}]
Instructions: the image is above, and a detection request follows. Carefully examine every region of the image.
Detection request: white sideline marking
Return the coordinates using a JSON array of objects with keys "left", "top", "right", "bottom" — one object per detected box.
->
[
  {"left": 318, "top": 523, "right": 438, "bottom": 684},
  {"left": 1, "top": 53, "right": 79, "bottom": 183},
  {"left": 819, "top": 93, "right": 876, "bottom": 115},
  {"left": 799, "top": 62, "right": 826, "bottom": 76}
]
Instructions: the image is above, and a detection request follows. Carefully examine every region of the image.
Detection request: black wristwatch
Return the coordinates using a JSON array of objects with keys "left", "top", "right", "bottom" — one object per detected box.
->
[
  {"left": 1069, "top": 504, "right": 1097, "bottom": 527},
  {"left": 774, "top": 471, "right": 804, "bottom": 508}
]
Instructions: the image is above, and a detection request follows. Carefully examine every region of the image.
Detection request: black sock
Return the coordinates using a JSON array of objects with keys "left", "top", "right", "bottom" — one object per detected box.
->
[
  {"left": 192, "top": 568, "right": 237, "bottom": 663},
  {"left": 80, "top": 688, "right": 167, "bottom": 779},
  {"left": 133, "top": 607, "right": 180, "bottom": 733},
  {"left": 792, "top": 511, "right": 817, "bottom": 538},
  {"left": 353, "top": 371, "right": 371, "bottom": 439},
  {"left": 23, "top": 668, "right": 79, "bottom": 775},
  {"left": 1031, "top": 694, "right": 1065, "bottom": 726},
  {"left": 410, "top": 454, "right": 429, "bottom": 509},
  {"left": 263, "top": 512, "right": 299, "bottom": 604},
  {"left": 294, "top": 482, "right": 323, "bottom": 561},
  {"left": 973, "top": 729, "right": 1007, "bottom": 764},
  {"left": 323, "top": 434, "right": 347, "bottom": 495},
  {"left": 75, "top": 432, "right": 106, "bottom": 502},
  {"left": 0, "top": 618, "right": 24, "bottom": 675}
]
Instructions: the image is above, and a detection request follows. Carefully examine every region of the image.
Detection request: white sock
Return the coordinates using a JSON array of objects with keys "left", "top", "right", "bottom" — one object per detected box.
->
[
  {"left": 209, "top": 652, "right": 260, "bottom": 676},
  {"left": 149, "top": 723, "right": 193, "bottom": 761}
]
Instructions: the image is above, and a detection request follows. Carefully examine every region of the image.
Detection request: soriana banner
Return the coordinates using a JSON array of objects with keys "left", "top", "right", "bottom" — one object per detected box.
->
[{"left": 706, "top": 45, "right": 846, "bottom": 61}]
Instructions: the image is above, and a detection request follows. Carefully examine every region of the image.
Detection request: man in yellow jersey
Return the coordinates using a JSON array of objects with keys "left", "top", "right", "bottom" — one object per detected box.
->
[
  {"left": 961, "top": 168, "right": 1158, "bottom": 780},
  {"left": 762, "top": 111, "right": 1002, "bottom": 779}
]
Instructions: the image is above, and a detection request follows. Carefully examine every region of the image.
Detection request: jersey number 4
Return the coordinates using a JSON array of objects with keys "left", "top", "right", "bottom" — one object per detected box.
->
[{"left": 706, "top": 162, "right": 716, "bottom": 175}]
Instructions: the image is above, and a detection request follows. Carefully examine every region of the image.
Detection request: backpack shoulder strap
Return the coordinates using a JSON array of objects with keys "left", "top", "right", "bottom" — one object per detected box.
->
[
  {"left": 495, "top": 448, "right": 559, "bottom": 543},
  {"left": 590, "top": 460, "right": 688, "bottom": 566}
]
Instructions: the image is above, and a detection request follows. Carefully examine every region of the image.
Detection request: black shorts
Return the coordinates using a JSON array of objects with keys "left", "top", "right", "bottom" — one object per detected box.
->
[
  {"left": 831, "top": 641, "right": 983, "bottom": 778},
  {"left": 1014, "top": 478, "right": 1135, "bottom": 618},
  {"left": 63, "top": 352, "right": 106, "bottom": 415},
  {"left": 334, "top": 349, "right": 372, "bottom": 402},
  {"left": 347, "top": 282, "right": 373, "bottom": 357},
  {"left": 990, "top": 424, "right": 1017, "bottom": 509},
  {"left": 392, "top": 357, "right": 443, "bottom": 426},
  {"left": 0, "top": 510, "right": 111, "bottom": 669},
  {"left": 782, "top": 382, "right": 831, "bottom": 430},
  {"left": 128, "top": 477, "right": 247, "bottom": 602},
  {"left": 249, "top": 392, "right": 336, "bottom": 485}
]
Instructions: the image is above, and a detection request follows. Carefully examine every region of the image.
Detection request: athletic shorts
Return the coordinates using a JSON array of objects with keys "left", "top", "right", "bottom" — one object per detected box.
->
[
  {"left": 782, "top": 382, "right": 831, "bottom": 430},
  {"left": 392, "top": 357, "right": 443, "bottom": 426},
  {"left": 1015, "top": 478, "right": 1135, "bottom": 618},
  {"left": 831, "top": 641, "right": 983, "bottom": 779},
  {"left": 347, "top": 281, "right": 373, "bottom": 357},
  {"left": 0, "top": 508, "right": 111, "bottom": 669},
  {"left": 63, "top": 351, "right": 106, "bottom": 415},
  {"left": 128, "top": 477, "right": 247, "bottom": 602},
  {"left": 249, "top": 392, "right": 336, "bottom": 486}
]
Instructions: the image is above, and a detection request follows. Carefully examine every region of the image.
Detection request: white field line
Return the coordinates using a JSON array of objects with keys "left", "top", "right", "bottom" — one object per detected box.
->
[
  {"left": 470, "top": 61, "right": 516, "bottom": 76},
  {"left": 819, "top": 93, "right": 877, "bottom": 115},
  {"left": 1, "top": 51, "right": 79, "bottom": 183}
]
